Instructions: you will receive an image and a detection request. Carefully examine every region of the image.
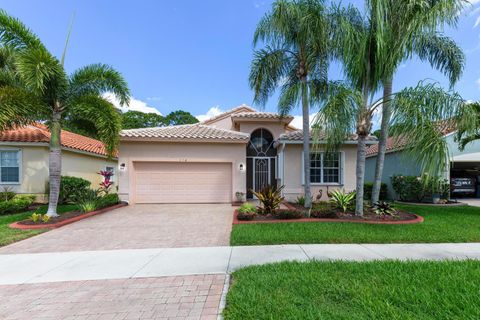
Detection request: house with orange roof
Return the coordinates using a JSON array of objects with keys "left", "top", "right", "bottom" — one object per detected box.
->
[
  {"left": 0, "top": 123, "right": 117, "bottom": 202},
  {"left": 117, "top": 105, "right": 376, "bottom": 204}
]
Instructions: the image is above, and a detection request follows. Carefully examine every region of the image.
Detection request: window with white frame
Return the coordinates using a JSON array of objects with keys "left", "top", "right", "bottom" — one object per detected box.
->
[
  {"left": 310, "top": 152, "right": 341, "bottom": 184},
  {"left": 105, "top": 166, "right": 115, "bottom": 183},
  {"left": 0, "top": 150, "right": 20, "bottom": 183}
]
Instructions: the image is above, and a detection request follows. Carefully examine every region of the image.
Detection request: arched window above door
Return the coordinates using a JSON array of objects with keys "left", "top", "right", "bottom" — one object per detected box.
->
[{"left": 247, "top": 128, "right": 276, "bottom": 157}]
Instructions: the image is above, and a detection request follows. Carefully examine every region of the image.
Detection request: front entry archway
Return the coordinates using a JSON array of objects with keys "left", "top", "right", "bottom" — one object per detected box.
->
[{"left": 246, "top": 128, "right": 276, "bottom": 199}]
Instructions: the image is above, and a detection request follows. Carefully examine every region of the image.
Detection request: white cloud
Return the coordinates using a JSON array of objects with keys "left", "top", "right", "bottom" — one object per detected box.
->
[
  {"left": 102, "top": 92, "right": 162, "bottom": 115},
  {"left": 196, "top": 106, "right": 224, "bottom": 122},
  {"left": 146, "top": 96, "right": 163, "bottom": 102},
  {"left": 289, "top": 113, "right": 317, "bottom": 129},
  {"left": 476, "top": 78, "right": 480, "bottom": 90},
  {"left": 254, "top": 1, "right": 267, "bottom": 9}
]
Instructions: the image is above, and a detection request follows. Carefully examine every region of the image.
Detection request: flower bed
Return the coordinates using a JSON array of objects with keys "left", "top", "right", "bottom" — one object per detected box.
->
[
  {"left": 233, "top": 202, "right": 423, "bottom": 225},
  {"left": 9, "top": 203, "right": 126, "bottom": 230}
]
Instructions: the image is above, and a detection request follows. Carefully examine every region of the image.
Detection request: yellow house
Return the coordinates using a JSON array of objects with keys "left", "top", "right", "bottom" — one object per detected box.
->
[{"left": 0, "top": 123, "right": 117, "bottom": 202}]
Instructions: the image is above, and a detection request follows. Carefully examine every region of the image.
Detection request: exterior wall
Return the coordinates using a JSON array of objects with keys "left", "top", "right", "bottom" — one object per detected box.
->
[
  {"left": 280, "top": 143, "right": 357, "bottom": 202},
  {"left": 238, "top": 122, "right": 287, "bottom": 140},
  {"left": 118, "top": 141, "right": 247, "bottom": 203},
  {"left": 365, "top": 151, "right": 422, "bottom": 199},
  {"left": 0, "top": 145, "right": 117, "bottom": 202},
  {"left": 206, "top": 116, "right": 235, "bottom": 131}
]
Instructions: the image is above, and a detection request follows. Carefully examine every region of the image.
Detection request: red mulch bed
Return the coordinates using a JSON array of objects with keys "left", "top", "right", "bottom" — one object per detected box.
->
[
  {"left": 9, "top": 203, "right": 126, "bottom": 230},
  {"left": 233, "top": 202, "right": 423, "bottom": 225}
]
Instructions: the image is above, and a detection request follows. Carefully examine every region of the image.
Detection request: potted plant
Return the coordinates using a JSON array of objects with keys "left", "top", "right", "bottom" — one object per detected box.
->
[{"left": 235, "top": 191, "right": 246, "bottom": 203}]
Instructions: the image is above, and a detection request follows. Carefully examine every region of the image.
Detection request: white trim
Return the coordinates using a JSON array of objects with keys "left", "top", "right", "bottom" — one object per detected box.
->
[
  {"left": 302, "top": 151, "right": 343, "bottom": 185},
  {"left": 0, "top": 148, "right": 22, "bottom": 185},
  {"left": 279, "top": 140, "right": 377, "bottom": 145},
  {"left": 105, "top": 165, "right": 116, "bottom": 183}
]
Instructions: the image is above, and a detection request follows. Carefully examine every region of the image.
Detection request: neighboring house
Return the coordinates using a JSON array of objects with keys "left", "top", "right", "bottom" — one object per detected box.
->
[
  {"left": 0, "top": 123, "right": 118, "bottom": 202},
  {"left": 365, "top": 129, "right": 480, "bottom": 199},
  {"left": 118, "top": 105, "right": 376, "bottom": 204}
]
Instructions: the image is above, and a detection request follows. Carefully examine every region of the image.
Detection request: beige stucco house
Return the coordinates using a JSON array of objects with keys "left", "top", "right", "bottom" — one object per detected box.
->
[
  {"left": 118, "top": 105, "right": 374, "bottom": 204},
  {"left": 0, "top": 123, "right": 117, "bottom": 202}
]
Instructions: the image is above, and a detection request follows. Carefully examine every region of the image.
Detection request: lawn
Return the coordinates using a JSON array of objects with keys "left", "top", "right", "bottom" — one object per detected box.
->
[
  {"left": 230, "top": 204, "right": 480, "bottom": 245},
  {"left": 223, "top": 260, "right": 480, "bottom": 320},
  {"left": 0, "top": 204, "right": 78, "bottom": 247}
]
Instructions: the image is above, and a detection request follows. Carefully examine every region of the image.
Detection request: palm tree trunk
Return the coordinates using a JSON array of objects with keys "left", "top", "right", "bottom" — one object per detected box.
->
[
  {"left": 46, "top": 112, "right": 62, "bottom": 217},
  {"left": 301, "top": 78, "right": 312, "bottom": 210},
  {"left": 355, "top": 133, "right": 367, "bottom": 216},
  {"left": 371, "top": 77, "right": 393, "bottom": 203}
]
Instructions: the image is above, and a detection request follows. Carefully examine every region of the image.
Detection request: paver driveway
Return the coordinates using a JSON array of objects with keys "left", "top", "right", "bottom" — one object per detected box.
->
[{"left": 0, "top": 204, "right": 233, "bottom": 254}]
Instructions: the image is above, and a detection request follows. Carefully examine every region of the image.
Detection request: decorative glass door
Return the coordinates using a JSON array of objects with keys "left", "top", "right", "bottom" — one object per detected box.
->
[{"left": 253, "top": 157, "right": 270, "bottom": 193}]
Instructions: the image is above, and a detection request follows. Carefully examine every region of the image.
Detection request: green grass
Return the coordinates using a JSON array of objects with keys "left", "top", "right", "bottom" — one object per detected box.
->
[
  {"left": 231, "top": 204, "right": 480, "bottom": 245},
  {"left": 223, "top": 260, "right": 480, "bottom": 320},
  {"left": 0, "top": 204, "right": 78, "bottom": 247}
]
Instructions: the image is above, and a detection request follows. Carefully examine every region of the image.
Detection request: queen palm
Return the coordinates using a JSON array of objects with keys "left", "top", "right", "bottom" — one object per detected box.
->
[
  {"left": 0, "top": 11, "right": 130, "bottom": 217},
  {"left": 370, "top": 0, "right": 465, "bottom": 203},
  {"left": 314, "top": 2, "right": 472, "bottom": 215},
  {"left": 250, "top": 0, "right": 329, "bottom": 209}
]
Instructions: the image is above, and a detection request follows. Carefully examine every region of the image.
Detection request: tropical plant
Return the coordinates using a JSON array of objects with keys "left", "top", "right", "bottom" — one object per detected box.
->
[
  {"left": 96, "top": 193, "right": 120, "bottom": 209},
  {"left": 296, "top": 195, "right": 305, "bottom": 206},
  {"left": 372, "top": 201, "right": 396, "bottom": 218},
  {"left": 41, "top": 214, "right": 50, "bottom": 223},
  {"left": 237, "top": 203, "right": 257, "bottom": 221},
  {"left": 249, "top": 0, "right": 330, "bottom": 209},
  {"left": 0, "top": 11, "right": 130, "bottom": 216},
  {"left": 328, "top": 189, "right": 355, "bottom": 213},
  {"left": 312, "top": 1, "right": 474, "bottom": 215},
  {"left": 275, "top": 209, "right": 304, "bottom": 219},
  {"left": 0, "top": 186, "right": 15, "bottom": 202},
  {"left": 457, "top": 101, "right": 480, "bottom": 149},
  {"left": 30, "top": 212, "right": 41, "bottom": 223},
  {"left": 370, "top": 0, "right": 466, "bottom": 204},
  {"left": 98, "top": 170, "right": 114, "bottom": 195},
  {"left": 251, "top": 185, "right": 285, "bottom": 214},
  {"left": 57, "top": 176, "right": 91, "bottom": 204}
]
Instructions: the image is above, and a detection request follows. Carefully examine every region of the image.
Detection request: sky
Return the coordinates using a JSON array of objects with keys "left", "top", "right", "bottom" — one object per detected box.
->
[{"left": 1, "top": 0, "right": 480, "bottom": 129}]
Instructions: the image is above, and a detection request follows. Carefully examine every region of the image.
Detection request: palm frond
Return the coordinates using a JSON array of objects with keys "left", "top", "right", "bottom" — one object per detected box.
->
[
  {"left": 390, "top": 81, "right": 472, "bottom": 179},
  {"left": 0, "top": 86, "right": 47, "bottom": 131},
  {"left": 67, "top": 94, "right": 122, "bottom": 156},
  {"left": 0, "top": 10, "right": 44, "bottom": 49},
  {"left": 69, "top": 63, "right": 130, "bottom": 105},
  {"left": 411, "top": 32, "right": 464, "bottom": 86}
]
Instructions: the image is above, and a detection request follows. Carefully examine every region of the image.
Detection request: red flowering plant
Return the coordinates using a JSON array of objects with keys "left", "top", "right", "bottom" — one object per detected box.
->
[{"left": 98, "top": 170, "right": 114, "bottom": 195}]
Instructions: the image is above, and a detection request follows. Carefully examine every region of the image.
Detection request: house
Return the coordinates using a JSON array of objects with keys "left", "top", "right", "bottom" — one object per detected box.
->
[
  {"left": 118, "top": 105, "right": 376, "bottom": 204},
  {"left": 365, "top": 128, "right": 480, "bottom": 199},
  {"left": 0, "top": 123, "right": 118, "bottom": 202}
]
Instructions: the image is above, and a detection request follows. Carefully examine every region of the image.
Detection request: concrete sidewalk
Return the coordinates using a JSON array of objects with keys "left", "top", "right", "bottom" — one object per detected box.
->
[{"left": 1, "top": 243, "right": 480, "bottom": 285}]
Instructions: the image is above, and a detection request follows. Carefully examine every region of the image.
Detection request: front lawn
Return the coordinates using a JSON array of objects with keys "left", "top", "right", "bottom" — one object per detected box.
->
[
  {"left": 230, "top": 204, "right": 480, "bottom": 245},
  {"left": 0, "top": 204, "right": 78, "bottom": 247},
  {"left": 223, "top": 260, "right": 480, "bottom": 319}
]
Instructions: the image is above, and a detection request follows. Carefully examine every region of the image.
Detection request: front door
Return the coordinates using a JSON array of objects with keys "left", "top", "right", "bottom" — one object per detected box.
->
[{"left": 254, "top": 157, "right": 271, "bottom": 193}]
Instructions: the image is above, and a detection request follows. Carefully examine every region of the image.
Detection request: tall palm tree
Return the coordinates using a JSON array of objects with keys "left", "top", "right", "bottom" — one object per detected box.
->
[
  {"left": 314, "top": 2, "right": 474, "bottom": 215},
  {"left": 250, "top": 0, "right": 329, "bottom": 210},
  {"left": 370, "top": 0, "right": 465, "bottom": 203},
  {"left": 0, "top": 11, "right": 130, "bottom": 216}
]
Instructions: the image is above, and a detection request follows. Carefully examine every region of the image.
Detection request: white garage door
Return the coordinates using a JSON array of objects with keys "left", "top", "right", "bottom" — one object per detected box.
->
[{"left": 134, "top": 162, "right": 232, "bottom": 203}]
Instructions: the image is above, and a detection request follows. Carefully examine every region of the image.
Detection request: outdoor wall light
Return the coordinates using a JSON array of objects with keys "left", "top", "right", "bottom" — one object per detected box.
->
[
  {"left": 239, "top": 163, "right": 245, "bottom": 172},
  {"left": 119, "top": 163, "right": 126, "bottom": 171}
]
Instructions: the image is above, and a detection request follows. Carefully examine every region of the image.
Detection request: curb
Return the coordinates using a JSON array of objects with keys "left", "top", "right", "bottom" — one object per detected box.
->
[{"left": 9, "top": 203, "right": 127, "bottom": 230}]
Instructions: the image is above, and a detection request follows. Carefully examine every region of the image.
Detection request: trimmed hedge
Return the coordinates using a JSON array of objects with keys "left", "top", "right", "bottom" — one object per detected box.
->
[
  {"left": 0, "top": 195, "right": 35, "bottom": 215},
  {"left": 364, "top": 182, "right": 388, "bottom": 200},
  {"left": 58, "top": 176, "right": 91, "bottom": 204}
]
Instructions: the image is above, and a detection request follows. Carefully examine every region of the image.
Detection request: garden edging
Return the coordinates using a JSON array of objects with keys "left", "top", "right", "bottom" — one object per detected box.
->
[{"left": 9, "top": 203, "right": 127, "bottom": 230}]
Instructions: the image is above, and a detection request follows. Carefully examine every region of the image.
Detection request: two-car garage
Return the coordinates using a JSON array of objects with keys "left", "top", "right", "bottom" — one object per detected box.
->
[{"left": 133, "top": 162, "right": 233, "bottom": 203}]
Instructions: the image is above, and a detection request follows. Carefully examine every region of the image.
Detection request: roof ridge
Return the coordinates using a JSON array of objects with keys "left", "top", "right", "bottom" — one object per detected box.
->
[{"left": 200, "top": 104, "right": 256, "bottom": 124}]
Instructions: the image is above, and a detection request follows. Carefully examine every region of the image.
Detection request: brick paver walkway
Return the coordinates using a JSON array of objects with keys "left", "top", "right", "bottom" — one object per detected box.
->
[
  {"left": 0, "top": 204, "right": 233, "bottom": 254},
  {"left": 0, "top": 274, "right": 226, "bottom": 320}
]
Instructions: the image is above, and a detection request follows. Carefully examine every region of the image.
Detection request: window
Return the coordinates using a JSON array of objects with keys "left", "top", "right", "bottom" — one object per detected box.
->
[
  {"left": 309, "top": 152, "right": 341, "bottom": 184},
  {"left": 0, "top": 150, "right": 20, "bottom": 183},
  {"left": 105, "top": 166, "right": 115, "bottom": 183}
]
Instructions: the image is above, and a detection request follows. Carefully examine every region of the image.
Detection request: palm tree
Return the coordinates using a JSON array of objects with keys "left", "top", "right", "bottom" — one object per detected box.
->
[
  {"left": 370, "top": 0, "right": 465, "bottom": 203},
  {"left": 313, "top": 2, "right": 474, "bottom": 215},
  {"left": 0, "top": 11, "right": 130, "bottom": 216},
  {"left": 250, "top": 0, "right": 329, "bottom": 210}
]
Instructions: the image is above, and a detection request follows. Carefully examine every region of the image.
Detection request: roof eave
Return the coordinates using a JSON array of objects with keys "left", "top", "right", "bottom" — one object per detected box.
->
[{"left": 120, "top": 137, "right": 249, "bottom": 144}]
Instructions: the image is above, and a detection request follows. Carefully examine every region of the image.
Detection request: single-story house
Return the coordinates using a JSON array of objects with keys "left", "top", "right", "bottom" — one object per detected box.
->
[
  {"left": 365, "top": 128, "right": 480, "bottom": 199},
  {"left": 0, "top": 123, "right": 118, "bottom": 202},
  {"left": 118, "top": 105, "right": 376, "bottom": 204}
]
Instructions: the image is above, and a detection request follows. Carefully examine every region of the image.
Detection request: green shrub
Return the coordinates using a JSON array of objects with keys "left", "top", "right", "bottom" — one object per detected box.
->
[
  {"left": 251, "top": 185, "right": 285, "bottom": 215},
  {"left": 363, "top": 182, "right": 388, "bottom": 200},
  {"left": 57, "top": 176, "right": 91, "bottom": 204},
  {"left": 0, "top": 187, "right": 16, "bottom": 202},
  {"left": 372, "top": 201, "right": 396, "bottom": 217},
  {"left": 275, "top": 209, "right": 303, "bottom": 220},
  {"left": 0, "top": 196, "right": 34, "bottom": 215},
  {"left": 238, "top": 203, "right": 256, "bottom": 214},
  {"left": 296, "top": 195, "right": 305, "bottom": 206},
  {"left": 79, "top": 201, "right": 97, "bottom": 213},
  {"left": 77, "top": 189, "right": 99, "bottom": 213},
  {"left": 96, "top": 193, "right": 120, "bottom": 209},
  {"left": 391, "top": 175, "right": 449, "bottom": 202},
  {"left": 329, "top": 189, "right": 356, "bottom": 213}
]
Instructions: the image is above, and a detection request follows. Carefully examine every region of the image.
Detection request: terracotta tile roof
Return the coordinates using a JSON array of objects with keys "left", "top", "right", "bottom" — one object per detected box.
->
[
  {"left": 231, "top": 112, "right": 294, "bottom": 122},
  {"left": 200, "top": 104, "right": 256, "bottom": 125},
  {"left": 279, "top": 130, "right": 377, "bottom": 142},
  {"left": 0, "top": 123, "right": 113, "bottom": 157},
  {"left": 120, "top": 124, "right": 250, "bottom": 141},
  {"left": 366, "top": 120, "right": 457, "bottom": 157}
]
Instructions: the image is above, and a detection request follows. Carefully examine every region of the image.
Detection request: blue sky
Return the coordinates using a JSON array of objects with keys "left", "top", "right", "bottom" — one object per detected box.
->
[{"left": 1, "top": 0, "right": 480, "bottom": 128}]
